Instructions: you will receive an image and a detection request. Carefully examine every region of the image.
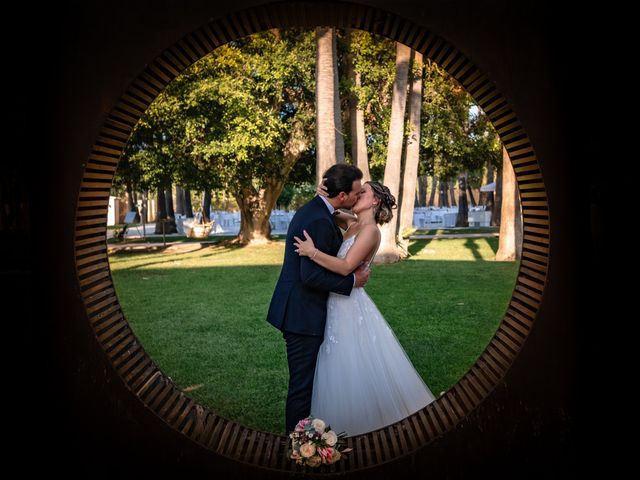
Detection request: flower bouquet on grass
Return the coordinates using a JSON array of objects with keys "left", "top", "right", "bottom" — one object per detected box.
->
[{"left": 289, "top": 416, "right": 352, "bottom": 467}]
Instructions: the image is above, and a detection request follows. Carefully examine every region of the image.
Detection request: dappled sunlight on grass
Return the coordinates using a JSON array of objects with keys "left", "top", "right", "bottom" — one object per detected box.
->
[
  {"left": 109, "top": 242, "right": 286, "bottom": 271},
  {"left": 408, "top": 237, "right": 499, "bottom": 261}
]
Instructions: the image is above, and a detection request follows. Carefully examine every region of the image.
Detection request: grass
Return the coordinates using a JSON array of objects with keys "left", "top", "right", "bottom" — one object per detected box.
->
[
  {"left": 109, "top": 237, "right": 518, "bottom": 434},
  {"left": 108, "top": 234, "right": 287, "bottom": 244},
  {"left": 407, "top": 226, "right": 499, "bottom": 236}
]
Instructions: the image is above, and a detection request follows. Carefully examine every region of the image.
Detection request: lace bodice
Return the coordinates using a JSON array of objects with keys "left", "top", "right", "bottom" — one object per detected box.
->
[{"left": 336, "top": 233, "right": 378, "bottom": 268}]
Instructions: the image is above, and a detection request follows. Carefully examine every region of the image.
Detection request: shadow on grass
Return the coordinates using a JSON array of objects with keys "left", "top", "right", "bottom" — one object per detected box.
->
[
  {"left": 464, "top": 238, "right": 483, "bottom": 260},
  {"left": 487, "top": 236, "right": 499, "bottom": 255},
  {"left": 110, "top": 239, "right": 277, "bottom": 271},
  {"left": 408, "top": 238, "right": 432, "bottom": 256}
]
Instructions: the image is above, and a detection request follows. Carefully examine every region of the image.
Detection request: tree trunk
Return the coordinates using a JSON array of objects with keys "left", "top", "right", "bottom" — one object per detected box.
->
[
  {"left": 164, "top": 185, "right": 177, "bottom": 233},
  {"left": 485, "top": 158, "right": 495, "bottom": 212},
  {"left": 467, "top": 183, "right": 477, "bottom": 207},
  {"left": 154, "top": 188, "right": 165, "bottom": 224},
  {"left": 455, "top": 173, "right": 469, "bottom": 227},
  {"left": 417, "top": 175, "right": 427, "bottom": 207},
  {"left": 126, "top": 182, "right": 140, "bottom": 222},
  {"left": 438, "top": 179, "right": 448, "bottom": 207},
  {"left": 398, "top": 51, "right": 423, "bottom": 245},
  {"left": 495, "top": 147, "right": 522, "bottom": 261},
  {"left": 126, "top": 183, "right": 135, "bottom": 211},
  {"left": 480, "top": 158, "right": 495, "bottom": 206},
  {"left": 315, "top": 27, "right": 342, "bottom": 184},
  {"left": 154, "top": 187, "right": 177, "bottom": 234},
  {"left": 345, "top": 31, "right": 370, "bottom": 180},
  {"left": 184, "top": 189, "right": 194, "bottom": 218},
  {"left": 428, "top": 175, "right": 437, "bottom": 207},
  {"left": 377, "top": 42, "right": 411, "bottom": 264},
  {"left": 492, "top": 171, "right": 502, "bottom": 226},
  {"left": 449, "top": 182, "right": 457, "bottom": 207},
  {"left": 201, "top": 190, "right": 212, "bottom": 222},
  {"left": 175, "top": 186, "right": 185, "bottom": 216},
  {"left": 235, "top": 187, "right": 274, "bottom": 245},
  {"left": 237, "top": 122, "right": 309, "bottom": 244},
  {"left": 165, "top": 186, "right": 175, "bottom": 216},
  {"left": 332, "top": 29, "right": 345, "bottom": 164},
  {"left": 142, "top": 190, "right": 149, "bottom": 223}
]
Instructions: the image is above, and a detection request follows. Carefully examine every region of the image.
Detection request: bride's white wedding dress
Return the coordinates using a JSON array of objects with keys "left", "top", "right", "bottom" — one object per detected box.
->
[{"left": 311, "top": 234, "right": 435, "bottom": 436}]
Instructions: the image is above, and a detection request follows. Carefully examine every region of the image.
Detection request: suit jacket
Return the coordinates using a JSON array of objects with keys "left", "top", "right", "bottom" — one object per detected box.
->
[{"left": 267, "top": 196, "right": 354, "bottom": 336}]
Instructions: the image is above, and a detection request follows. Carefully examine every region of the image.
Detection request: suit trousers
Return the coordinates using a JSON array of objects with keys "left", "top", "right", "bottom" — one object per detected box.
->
[{"left": 283, "top": 330, "right": 324, "bottom": 432}]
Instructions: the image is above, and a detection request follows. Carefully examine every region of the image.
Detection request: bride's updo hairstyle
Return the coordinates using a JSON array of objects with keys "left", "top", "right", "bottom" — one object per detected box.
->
[{"left": 367, "top": 181, "right": 397, "bottom": 225}]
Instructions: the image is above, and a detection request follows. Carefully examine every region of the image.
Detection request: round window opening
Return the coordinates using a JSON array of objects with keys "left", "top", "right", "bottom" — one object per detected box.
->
[{"left": 74, "top": 3, "right": 548, "bottom": 474}]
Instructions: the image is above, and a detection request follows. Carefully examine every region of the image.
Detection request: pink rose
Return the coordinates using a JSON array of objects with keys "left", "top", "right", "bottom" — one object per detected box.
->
[
  {"left": 295, "top": 418, "right": 312, "bottom": 431},
  {"left": 318, "top": 447, "right": 334, "bottom": 461},
  {"left": 327, "top": 449, "right": 341, "bottom": 464}
]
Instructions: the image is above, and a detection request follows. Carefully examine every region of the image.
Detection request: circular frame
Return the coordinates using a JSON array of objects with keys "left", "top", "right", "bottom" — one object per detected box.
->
[{"left": 73, "top": 1, "right": 549, "bottom": 475}]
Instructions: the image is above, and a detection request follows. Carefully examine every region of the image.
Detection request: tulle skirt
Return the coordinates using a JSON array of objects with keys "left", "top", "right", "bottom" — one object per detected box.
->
[{"left": 311, "top": 287, "right": 435, "bottom": 436}]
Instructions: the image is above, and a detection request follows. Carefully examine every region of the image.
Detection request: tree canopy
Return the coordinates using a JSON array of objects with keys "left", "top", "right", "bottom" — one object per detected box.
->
[
  {"left": 420, "top": 60, "right": 501, "bottom": 182},
  {"left": 116, "top": 29, "right": 316, "bottom": 201}
]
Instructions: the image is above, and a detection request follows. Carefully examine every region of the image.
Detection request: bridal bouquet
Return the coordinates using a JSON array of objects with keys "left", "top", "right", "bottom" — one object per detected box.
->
[{"left": 289, "top": 416, "right": 351, "bottom": 467}]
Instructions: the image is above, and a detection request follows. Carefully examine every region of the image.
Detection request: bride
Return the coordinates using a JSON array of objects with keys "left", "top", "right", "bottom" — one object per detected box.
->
[{"left": 293, "top": 180, "right": 435, "bottom": 436}]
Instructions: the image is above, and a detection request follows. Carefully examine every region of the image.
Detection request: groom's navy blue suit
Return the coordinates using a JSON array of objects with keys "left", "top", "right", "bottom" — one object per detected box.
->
[{"left": 267, "top": 196, "right": 354, "bottom": 432}]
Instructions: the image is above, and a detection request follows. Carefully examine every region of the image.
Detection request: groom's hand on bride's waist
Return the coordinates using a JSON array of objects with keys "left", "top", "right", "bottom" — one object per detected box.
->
[{"left": 354, "top": 264, "right": 370, "bottom": 288}]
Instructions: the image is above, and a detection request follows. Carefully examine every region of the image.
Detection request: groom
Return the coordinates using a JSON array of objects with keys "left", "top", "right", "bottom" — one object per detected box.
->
[{"left": 267, "top": 164, "right": 369, "bottom": 432}]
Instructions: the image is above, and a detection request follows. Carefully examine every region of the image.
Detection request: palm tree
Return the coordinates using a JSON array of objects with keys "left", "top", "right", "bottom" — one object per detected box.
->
[
  {"left": 377, "top": 42, "right": 411, "bottom": 263},
  {"left": 495, "top": 147, "right": 522, "bottom": 260},
  {"left": 345, "top": 29, "right": 370, "bottom": 180},
  {"left": 315, "top": 27, "right": 344, "bottom": 184},
  {"left": 398, "top": 51, "right": 423, "bottom": 245}
]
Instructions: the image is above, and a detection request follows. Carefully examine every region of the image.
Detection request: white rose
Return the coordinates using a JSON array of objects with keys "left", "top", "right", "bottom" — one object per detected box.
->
[
  {"left": 299, "top": 442, "right": 316, "bottom": 458},
  {"left": 312, "top": 418, "right": 326, "bottom": 432},
  {"left": 322, "top": 430, "right": 338, "bottom": 446}
]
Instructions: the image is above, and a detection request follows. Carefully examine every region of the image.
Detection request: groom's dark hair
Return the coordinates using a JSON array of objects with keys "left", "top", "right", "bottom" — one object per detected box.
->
[{"left": 322, "top": 164, "right": 363, "bottom": 198}]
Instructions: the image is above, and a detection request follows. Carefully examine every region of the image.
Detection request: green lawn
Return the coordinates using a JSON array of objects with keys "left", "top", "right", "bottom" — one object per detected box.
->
[
  {"left": 107, "top": 234, "right": 287, "bottom": 244},
  {"left": 109, "top": 237, "right": 518, "bottom": 434},
  {"left": 407, "top": 226, "right": 499, "bottom": 236}
]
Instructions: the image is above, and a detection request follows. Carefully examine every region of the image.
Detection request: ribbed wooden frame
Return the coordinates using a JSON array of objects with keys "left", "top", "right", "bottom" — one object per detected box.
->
[{"left": 73, "top": 1, "right": 549, "bottom": 475}]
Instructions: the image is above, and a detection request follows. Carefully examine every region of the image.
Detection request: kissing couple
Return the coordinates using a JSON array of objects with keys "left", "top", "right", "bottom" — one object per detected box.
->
[{"left": 267, "top": 164, "right": 435, "bottom": 436}]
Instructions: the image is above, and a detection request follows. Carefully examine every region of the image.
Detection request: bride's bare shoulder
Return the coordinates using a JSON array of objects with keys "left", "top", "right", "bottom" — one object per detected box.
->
[{"left": 360, "top": 223, "right": 380, "bottom": 241}]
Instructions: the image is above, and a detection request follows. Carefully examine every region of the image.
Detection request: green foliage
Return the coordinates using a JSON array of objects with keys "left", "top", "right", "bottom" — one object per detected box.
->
[
  {"left": 276, "top": 184, "right": 295, "bottom": 208},
  {"left": 117, "top": 29, "right": 317, "bottom": 197},
  {"left": 420, "top": 60, "right": 501, "bottom": 181},
  {"left": 347, "top": 30, "right": 396, "bottom": 178},
  {"left": 342, "top": 33, "right": 501, "bottom": 183},
  {"left": 275, "top": 182, "right": 317, "bottom": 210},
  {"left": 113, "top": 28, "right": 502, "bottom": 214},
  {"left": 288, "top": 184, "right": 317, "bottom": 210}
]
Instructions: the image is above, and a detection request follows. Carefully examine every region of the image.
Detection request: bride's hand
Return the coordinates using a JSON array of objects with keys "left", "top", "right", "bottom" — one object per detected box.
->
[
  {"left": 293, "top": 230, "right": 317, "bottom": 257},
  {"left": 316, "top": 178, "right": 329, "bottom": 197}
]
